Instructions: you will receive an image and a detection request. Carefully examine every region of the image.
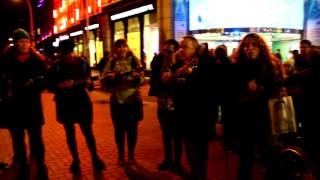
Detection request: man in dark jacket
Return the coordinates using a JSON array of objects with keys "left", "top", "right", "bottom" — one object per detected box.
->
[{"left": 1, "top": 28, "right": 48, "bottom": 179}]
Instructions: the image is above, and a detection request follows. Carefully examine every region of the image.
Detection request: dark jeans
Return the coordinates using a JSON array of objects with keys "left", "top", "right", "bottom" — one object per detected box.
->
[
  {"left": 63, "top": 122, "right": 99, "bottom": 162},
  {"left": 111, "top": 103, "right": 139, "bottom": 160},
  {"left": 9, "top": 126, "right": 45, "bottom": 167},
  {"left": 237, "top": 131, "right": 271, "bottom": 180},
  {"left": 157, "top": 107, "right": 182, "bottom": 163},
  {"left": 185, "top": 139, "right": 209, "bottom": 180}
]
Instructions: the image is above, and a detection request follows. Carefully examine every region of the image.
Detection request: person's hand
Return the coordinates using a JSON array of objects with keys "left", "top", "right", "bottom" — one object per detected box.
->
[
  {"left": 106, "top": 72, "right": 116, "bottom": 79},
  {"left": 279, "top": 87, "right": 288, "bottom": 97},
  {"left": 59, "top": 79, "right": 74, "bottom": 89},
  {"left": 247, "top": 79, "right": 257, "bottom": 93},
  {"left": 131, "top": 71, "right": 141, "bottom": 78},
  {"left": 176, "top": 65, "right": 193, "bottom": 76},
  {"left": 162, "top": 71, "right": 172, "bottom": 82}
]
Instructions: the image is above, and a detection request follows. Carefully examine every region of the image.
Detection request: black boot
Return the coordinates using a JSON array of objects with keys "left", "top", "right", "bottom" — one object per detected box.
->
[
  {"left": 92, "top": 157, "right": 106, "bottom": 171},
  {"left": 70, "top": 160, "right": 81, "bottom": 174},
  {"left": 0, "top": 162, "right": 8, "bottom": 170}
]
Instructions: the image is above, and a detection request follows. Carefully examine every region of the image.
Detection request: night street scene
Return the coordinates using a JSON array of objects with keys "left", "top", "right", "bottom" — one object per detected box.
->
[{"left": 0, "top": 0, "right": 320, "bottom": 180}]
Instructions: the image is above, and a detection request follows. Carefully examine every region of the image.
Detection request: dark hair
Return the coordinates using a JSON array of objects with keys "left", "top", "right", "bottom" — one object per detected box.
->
[
  {"left": 58, "top": 39, "right": 75, "bottom": 55},
  {"left": 114, "top": 39, "right": 128, "bottom": 48},
  {"left": 215, "top": 45, "right": 228, "bottom": 58},
  {"left": 292, "top": 50, "right": 299, "bottom": 54},
  {"left": 164, "top": 39, "right": 179, "bottom": 51},
  {"left": 300, "top": 39, "right": 312, "bottom": 46}
]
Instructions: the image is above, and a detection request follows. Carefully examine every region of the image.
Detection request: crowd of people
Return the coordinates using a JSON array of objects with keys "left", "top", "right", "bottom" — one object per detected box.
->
[
  {"left": 149, "top": 34, "right": 320, "bottom": 180},
  {"left": 0, "top": 27, "right": 320, "bottom": 180}
]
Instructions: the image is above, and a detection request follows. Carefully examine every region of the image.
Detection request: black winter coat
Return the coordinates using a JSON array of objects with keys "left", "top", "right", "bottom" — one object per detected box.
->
[
  {"left": 48, "top": 57, "right": 93, "bottom": 125},
  {"left": 1, "top": 47, "right": 47, "bottom": 128}
]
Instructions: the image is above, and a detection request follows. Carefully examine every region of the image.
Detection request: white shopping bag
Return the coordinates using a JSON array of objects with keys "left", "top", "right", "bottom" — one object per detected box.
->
[{"left": 268, "top": 96, "right": 297, "bottom": 135}]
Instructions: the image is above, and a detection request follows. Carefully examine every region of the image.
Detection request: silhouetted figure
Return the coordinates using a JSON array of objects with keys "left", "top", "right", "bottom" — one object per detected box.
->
[
  {"left": 97, "top": 51, "right": 110, "bottom": 75},
  {"left": 275, "top": 48, "right": 282, "bottom": 61},
  {"left": 295, "top": 39, "right": 320, "bottom": 178},
  {"left": 167, "top": 35, "right": 216, "bottom": 179},
  {"left": 48, "top": 39, "right": 105, "bottom": 174},
  {"left": 149, "top": 39, "right": 183, "bottom": 172}
]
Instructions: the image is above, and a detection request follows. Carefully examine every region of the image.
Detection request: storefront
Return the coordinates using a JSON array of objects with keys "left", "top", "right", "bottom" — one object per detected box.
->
[
  {"left": 188, "top": 0, "right": 305, "bottom": 60},
  {"left": 106, "top": 0, "right": 158, "bottom": 70}
]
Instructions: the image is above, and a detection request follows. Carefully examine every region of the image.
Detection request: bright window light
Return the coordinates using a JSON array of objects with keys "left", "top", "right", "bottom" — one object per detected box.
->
[
  {"left": 70, "top": 30, "right": 83, "bottom": 37},
  {"left": 111, "top": 4, "right": 154, "bottom": 21},
  {"left": 85, "top": 24, "right": 99, "bottom": 30}
]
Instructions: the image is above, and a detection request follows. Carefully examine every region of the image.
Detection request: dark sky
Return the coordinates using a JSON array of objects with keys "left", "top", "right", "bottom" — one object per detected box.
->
[{"left": 0, "top": 1, "right": 29, "bottom": 49}]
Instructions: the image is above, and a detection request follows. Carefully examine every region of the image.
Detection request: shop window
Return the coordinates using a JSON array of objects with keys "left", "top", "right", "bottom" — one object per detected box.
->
[
  {"left": 114, "top": 21, "right": 125, "bottom": 41},
  {"left": 143, "top": 13, "right": 158, "bottom": 70},
  {"left": 127, "top": 17, "right": 141, "bottom": 60}
]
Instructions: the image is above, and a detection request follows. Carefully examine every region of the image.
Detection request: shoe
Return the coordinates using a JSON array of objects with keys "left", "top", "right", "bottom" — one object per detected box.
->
[
  {"left": 37, "top": 164, "right": 48, "bottom": 180},
  {"left": 157, "top": 160, "right": 172, "bottom": 171},
  {"left": 0, "top": 162, "right": 8, "bottom": 170},
  {"left": 117, "top": 159, "right": 125, "bottom": 166},
  {"left": 171, "top": 162, "right": 183, "bottom": 174},
  {"left": 127, "top": 160, "right": 135, "bottom": 165},
  {"left": 128, "top": 155, "right": 135, "bottom": 165},
  {"left": 93, "top": 158, "right": 106, "bottom": 171},
  {"left": 127, "top": 158, "right": 135, "bottom": 165},
  {"left": 18, "top": 164, "right": 29, "bottom": 180},
  {"left": 70, "top": 161, "right": 81, "bottom": 174}
]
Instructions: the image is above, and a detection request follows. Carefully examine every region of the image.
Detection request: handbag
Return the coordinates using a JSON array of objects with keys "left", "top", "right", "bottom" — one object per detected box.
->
[{"left": 268, "top": 96, "right": 297, "bottom": 135}]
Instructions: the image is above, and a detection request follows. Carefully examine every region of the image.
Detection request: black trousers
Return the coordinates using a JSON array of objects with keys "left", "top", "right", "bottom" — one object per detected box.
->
[
  {"left": 111, "top": 103, "right": 139, "bottom": 160},
  {"left": 157, "top": 107, "right": 182, "bottom": 163},
  {"left": 63, "top": 122, "right": 98, "bottom": 162},
  {"left": 9, "top": 126, "right": 45, "bottom": 167},
  {"left": 185, "top": 139, "right": 209, "bottom": 180}
]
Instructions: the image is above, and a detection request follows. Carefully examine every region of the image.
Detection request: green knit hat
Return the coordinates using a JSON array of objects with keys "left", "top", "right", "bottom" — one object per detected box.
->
[{"left": 13, "top": 28, "right": 30, "bottom": 42}]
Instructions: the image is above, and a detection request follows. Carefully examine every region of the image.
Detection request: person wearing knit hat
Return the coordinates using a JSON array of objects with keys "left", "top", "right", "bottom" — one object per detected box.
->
[
  {"left": 1, "top": 27, "right": 48, "bottom": 179},
  {"left": 12, "top": 28, "right": 30, "bottom": 43}
]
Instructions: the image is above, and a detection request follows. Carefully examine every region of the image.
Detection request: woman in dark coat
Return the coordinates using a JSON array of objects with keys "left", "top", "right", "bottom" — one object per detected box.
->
[
  {"left": 1, "top": 28, "right": 48, "bottom": 179},
  {"left": 48, "top": 39, "right": 105, "bottom": 174},
  {"left": 233, "top": 33, "right": 285, "bottom": 180}
]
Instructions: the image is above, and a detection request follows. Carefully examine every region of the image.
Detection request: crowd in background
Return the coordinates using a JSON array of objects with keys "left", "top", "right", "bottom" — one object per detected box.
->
[{"left": 0, "top": 27, "right": 320, "bottom": 180}]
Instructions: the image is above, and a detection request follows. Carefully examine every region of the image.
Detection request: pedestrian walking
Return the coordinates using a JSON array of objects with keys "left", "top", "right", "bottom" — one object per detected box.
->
[
  {"left": 1, "top": 28, "right": 48, "bottom": 179},
  {"left": 101, "top": 39, "right": 145, "bottom": 166},
  {"left": 47, "top": 39, "right": 105, "bottom": 174}
]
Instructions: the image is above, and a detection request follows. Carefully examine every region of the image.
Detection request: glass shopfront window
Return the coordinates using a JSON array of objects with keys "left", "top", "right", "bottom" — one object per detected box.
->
[
  {"left": 127, "top": 17, "right": 141, "bottom": 60},
  {"left": 114, "top": 21, "right": 125, "bottom": 41},
  {"left": 143, "top": 13, "right": 158, "bottom": 70}
]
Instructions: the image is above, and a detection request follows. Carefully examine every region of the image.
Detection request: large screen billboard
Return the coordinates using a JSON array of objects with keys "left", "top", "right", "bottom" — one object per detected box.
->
[{"left": 189, "top": 0, "right": 304, "bottom": 30}]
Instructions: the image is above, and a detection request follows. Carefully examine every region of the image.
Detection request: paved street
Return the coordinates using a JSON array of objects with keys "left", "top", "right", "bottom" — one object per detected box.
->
[{"left": 0, "top": 84, "right": 264, "bottom": 180}]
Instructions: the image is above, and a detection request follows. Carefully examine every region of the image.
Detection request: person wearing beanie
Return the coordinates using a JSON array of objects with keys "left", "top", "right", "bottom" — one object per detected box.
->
[
  {"left": 12, "top": 28, "right": 30, "bottom": 43},
  {"left": 0, "top": 28, "right": 48, "bottom": 179}
]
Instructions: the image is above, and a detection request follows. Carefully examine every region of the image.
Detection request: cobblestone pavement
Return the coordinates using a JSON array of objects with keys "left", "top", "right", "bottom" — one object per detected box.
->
[{"left": 0, "top": 84, "right": 264, "bottom": 180}]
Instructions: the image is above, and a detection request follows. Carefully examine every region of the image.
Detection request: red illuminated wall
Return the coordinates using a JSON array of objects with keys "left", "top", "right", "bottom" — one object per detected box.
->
[{"left": 53, "top": 0, "right": 120, "bottom": 34}]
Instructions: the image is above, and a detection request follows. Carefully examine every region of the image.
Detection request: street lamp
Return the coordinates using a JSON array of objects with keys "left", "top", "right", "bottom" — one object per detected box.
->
[{"left": 26, "top": 0, "right": 34, "bottom": 39}]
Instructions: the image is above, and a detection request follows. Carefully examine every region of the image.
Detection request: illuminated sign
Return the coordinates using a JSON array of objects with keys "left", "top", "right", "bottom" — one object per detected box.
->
[
  {"left": 189, "top": 0, "right": 304, "bottom": 30},
  {"left": 111, "top": 4, "right": 154, "bottom": 21},
  {"left": 70, "top": 30, "right": 83, "bottom": 37}
]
